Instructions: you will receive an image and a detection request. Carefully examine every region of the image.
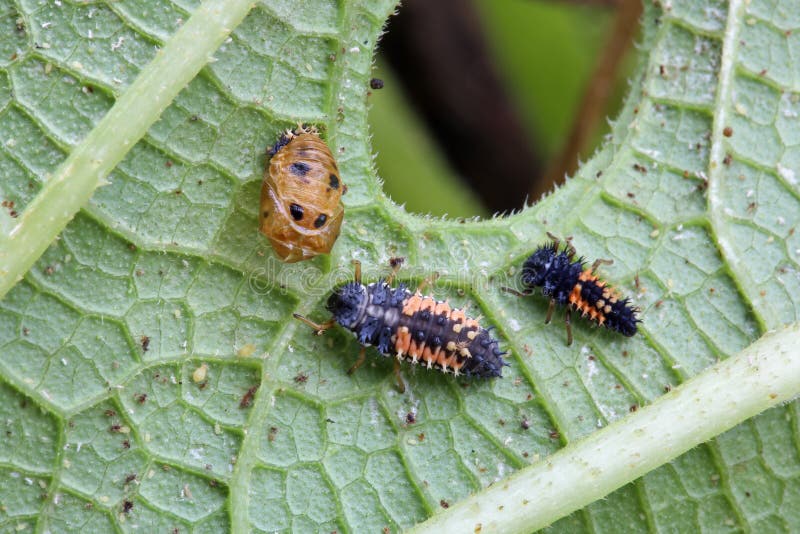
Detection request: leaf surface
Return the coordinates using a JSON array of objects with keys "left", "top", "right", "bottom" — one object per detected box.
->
[{"left": 0, "top": 0, "right": 798, "bottom": 532}]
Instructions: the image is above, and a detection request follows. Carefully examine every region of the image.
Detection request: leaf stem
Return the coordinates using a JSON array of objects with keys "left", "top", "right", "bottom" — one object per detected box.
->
[
  {"left": 409, "top": 323, "right": 800, "bottom": 533},
  {"left": 0, "top": 0, "right": 254, "bottom": 298}
]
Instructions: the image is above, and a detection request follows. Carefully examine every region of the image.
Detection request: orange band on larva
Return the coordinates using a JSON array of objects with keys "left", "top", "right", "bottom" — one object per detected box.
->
[
  {"left": 402, "top": 293, "right": 423, "bottom": 316},
  {"left": 395, "top": 326, "right": 412, "bottom": 355},
  {"left": 420, "top": 344, "right": 434, "bottom": 365}
]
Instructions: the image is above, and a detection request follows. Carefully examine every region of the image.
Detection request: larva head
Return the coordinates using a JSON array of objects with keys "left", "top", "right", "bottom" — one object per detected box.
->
[
  {"left": 521, "top": 243, "right": 560, "bottom": 288},
  {"left": 326, "top": 282, "right": 366, "bottom": 329}
]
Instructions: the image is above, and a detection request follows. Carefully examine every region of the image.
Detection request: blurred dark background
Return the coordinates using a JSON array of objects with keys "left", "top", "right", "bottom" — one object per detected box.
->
[{"left": 369, "top": 0, "right": 641, "bottom": 217}]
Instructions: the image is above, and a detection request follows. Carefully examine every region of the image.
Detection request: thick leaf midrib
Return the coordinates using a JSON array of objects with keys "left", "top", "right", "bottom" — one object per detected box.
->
[{"left": 706, "top": 0, "right": 771, "bottom": 332}]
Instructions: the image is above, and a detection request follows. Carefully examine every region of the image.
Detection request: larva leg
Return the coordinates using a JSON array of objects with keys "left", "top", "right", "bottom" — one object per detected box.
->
[
  {"left": 591, "top": 258, "right": 614, "bottom": 273},
  {"left": 293, "top": 314, "right": 336, "bottom": 335},
  {"left": 545, "top": 299, "right": 555, "bottom": 324},
  {"left": 546, "top": 231, "right": 576, "bottom": 259},
  {"left": 416, "top": 272, "right": 440, "bottom": 293},
  {"left": 564, "top": 237, "right": 576, "bottom": 260},
  {"left": 546, "top": 231, "right": 561, "bottom": 248},
  {"left": 386, "top": 258, "right": 402, "bottom": 285},
  {"left": 352, "top": 260, "right": 362, "bottom": 284},
  {"left": 393, "top": 359, "right": 406, "bottom": 394},
  {"left": 501, "top": 286, "right": 533, "bottom": 297},
  {"left": 564, "top": 308, "right": 573, "bottom": 346},
  {"left": 347, "top": 346, "right": 367, "bottom": 375}
]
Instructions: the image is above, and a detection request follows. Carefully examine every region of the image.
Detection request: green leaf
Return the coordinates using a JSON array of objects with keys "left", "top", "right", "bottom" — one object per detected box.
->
[
  {"left": 0, "top": 1, "right": 798, "bottom": 533},
  {"left": 412, "top": 323, "right": 800, "bottom": 533}
]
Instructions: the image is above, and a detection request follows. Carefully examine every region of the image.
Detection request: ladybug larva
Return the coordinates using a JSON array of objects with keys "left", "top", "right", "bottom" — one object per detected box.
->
[
  {"left": 294, "top": 260, "right": 508, "bottom": 392},
  {"left": 505, "top": 233, "right": 640, "bottom": 345},
  {"left": 259, "top": 125, "right": 345, "bottom": 263}
]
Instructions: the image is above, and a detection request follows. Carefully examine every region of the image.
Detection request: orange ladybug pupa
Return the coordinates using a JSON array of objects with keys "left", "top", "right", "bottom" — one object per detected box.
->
[{"left": 259, "top": 126, "right": 345, "bottom": 262}]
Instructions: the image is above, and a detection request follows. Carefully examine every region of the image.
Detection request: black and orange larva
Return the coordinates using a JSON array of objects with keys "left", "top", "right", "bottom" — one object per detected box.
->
[
  {"left": 506, "top": 233, "right": 640, "bottom": 345},
  {"left": 294, "top": 261, "right": 507, "bottom": 392}
]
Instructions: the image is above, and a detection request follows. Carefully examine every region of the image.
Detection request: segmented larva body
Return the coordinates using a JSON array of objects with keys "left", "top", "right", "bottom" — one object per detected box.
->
[
  {"left": 327, "top": 280, "right": 507, "bottom": 378},
  {"left": 565, "top": 269, "right": 638, "bottom": 335},
  {"left": 521, "top": 240, "right": 639, "bottom": 337}
]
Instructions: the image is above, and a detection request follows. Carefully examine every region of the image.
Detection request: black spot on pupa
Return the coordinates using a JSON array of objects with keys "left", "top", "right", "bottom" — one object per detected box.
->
[
  {"left": 329, "top": 174, "right": 340, "bottom": 189},
  {"left": 262, "top": 211, "right": 269, "bottom": 218},
  {"left": 289, "top": 203, "right": 304, "bottom": 221},
  {"left": 314, "top": 214, "right": 328, "bottom": 228},
  {"left": 290, "top": 161, "right": 311, "bottom": 176}
]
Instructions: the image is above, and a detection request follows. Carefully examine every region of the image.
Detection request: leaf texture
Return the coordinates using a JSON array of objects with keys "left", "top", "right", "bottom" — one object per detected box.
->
[{"left": 0, "top": 0, "right": 798, "bottom": 532}]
